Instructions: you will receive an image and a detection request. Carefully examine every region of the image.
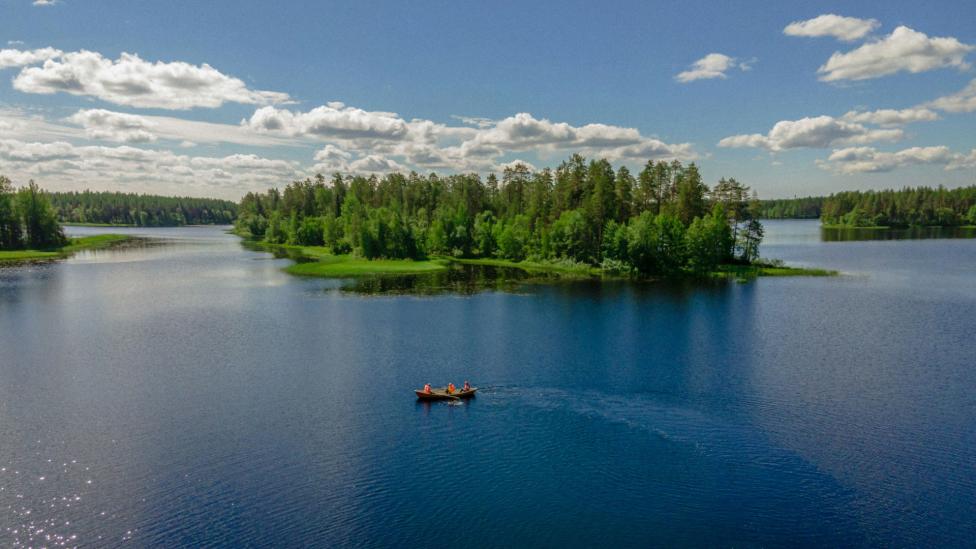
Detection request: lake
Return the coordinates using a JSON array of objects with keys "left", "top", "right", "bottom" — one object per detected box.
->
[{"left": 1, "top": 220, "right": 974, "bottom": 547}]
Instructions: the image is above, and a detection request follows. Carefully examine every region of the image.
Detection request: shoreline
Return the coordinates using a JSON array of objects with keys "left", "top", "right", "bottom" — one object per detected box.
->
[
  {"left": 242, "top": 237, "right": 836, "bottom": 282},
  {"left": 0, "top": 234, "right": 134, "bottom": 264}
]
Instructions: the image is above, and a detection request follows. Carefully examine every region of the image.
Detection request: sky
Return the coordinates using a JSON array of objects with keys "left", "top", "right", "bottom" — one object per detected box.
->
[{"left": 0, "top": 0, "right": 975, "bottom": 200}]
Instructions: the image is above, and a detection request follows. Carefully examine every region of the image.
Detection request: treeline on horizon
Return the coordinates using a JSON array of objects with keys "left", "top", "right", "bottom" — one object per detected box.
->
[
  {"left": 236, "top": 155, "right": 766, "bottom": 277},
  {"left": 0, "top": 176, "right": 68, "bottom": 250},
  {"left": 48, "top": 191, "right": 238, "bottom": 226},
  {"left": 758, "top": 185, "right": 976, "bottom": 227}
]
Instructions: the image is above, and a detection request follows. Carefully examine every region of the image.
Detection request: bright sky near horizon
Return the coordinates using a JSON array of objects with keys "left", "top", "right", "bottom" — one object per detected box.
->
[{"left": 1, "top": 0, "right": 974, "bottom": 200}]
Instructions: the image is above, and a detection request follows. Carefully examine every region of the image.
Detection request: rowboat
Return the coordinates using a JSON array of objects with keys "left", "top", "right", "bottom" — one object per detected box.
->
[{"left": 415, "top": 387, "right": 478, "bottom": 401}]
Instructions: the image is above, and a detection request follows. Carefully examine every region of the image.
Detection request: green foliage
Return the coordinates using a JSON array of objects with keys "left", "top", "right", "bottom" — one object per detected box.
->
[
  {"left": 687, "top": 206, "right": 733, "bottom": 275},
  {"left": 50, "top": 190, "right": 236, "bottom": 226},
  {"left": 4, "top": 180, "right": 67, "bottom": 249},
  {"left": 494, "top": 215, "right": 530, "bottom": 261},
  {"left": 295, "top": 216, "right": 326, "bottom": 246},
  {"left": 0, "top": 176, "right": 22, "bottom": 249},
  {"left": 239, "top": 155, "right": 765, "bottom": 278},
  {"left": 756, "top": 196, "right": 824, "bottom": 219},
  {"left": 550, "top": 209, "right": 594, "bottom": 262},
  {"left": 762, "top": 185, "right": 976, "bottom": 227},
  {"left": 0, "top": 177, "right": 71, "bottom": 250}
]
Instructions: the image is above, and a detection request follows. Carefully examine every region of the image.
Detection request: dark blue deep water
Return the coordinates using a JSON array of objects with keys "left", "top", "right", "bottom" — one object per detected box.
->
[{"left": 1, "top": 221, "right": 974, "bottom": 547}]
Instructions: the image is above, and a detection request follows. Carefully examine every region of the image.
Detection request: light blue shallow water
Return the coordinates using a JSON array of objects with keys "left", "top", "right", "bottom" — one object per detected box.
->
[{"left": 1, "top": 221, "right": 974, "bottom": 547}]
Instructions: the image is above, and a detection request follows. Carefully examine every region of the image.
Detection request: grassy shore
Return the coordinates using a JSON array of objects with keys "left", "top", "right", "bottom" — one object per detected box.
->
[
  {"left": 63, "top": 222, "right": 137, "bottom": 227},
  {"left": 0, "top": 234, "right": 133, "bottom": 263},
  {"left": 451, "top": 257, "right": 601, "bottom": 277},
  {"left": 286, "top": 255, "right": 450, "bottom": 277},
  {"left": 715, "top": 263, "right": 837, "bottom": 280},
  {"left": 821, "top": 224, "right": 890, "bottom": 230},
  {"left": 242, "top": 234, "right": 834, "bottom": 281}
]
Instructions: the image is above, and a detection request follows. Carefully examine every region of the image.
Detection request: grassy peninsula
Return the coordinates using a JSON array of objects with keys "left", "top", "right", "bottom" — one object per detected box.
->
[{"left": 0, "top": 234, "right": 133, "bottom": 263}]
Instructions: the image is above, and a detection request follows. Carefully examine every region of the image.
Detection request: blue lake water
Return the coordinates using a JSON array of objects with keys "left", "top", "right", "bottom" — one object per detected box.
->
[{"left": 1, "top": 220, "right": 974, "bottom": 547}]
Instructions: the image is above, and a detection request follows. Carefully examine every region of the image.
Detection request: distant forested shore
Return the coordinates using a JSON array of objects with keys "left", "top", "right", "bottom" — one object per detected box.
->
[
  {"left": 235, "top": 155, "right": 777, "bottom": 279},
  {"left": 49, "top": 191, "right": 238, "bottom": 227},
  {"left": 759, "top": 185, "right": 976, "bottom": 228}
]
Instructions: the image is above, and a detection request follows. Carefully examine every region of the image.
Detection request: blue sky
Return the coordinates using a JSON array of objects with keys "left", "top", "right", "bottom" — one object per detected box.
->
[{"left": 1, "top": 0, "right": 974, "bottom": 199}]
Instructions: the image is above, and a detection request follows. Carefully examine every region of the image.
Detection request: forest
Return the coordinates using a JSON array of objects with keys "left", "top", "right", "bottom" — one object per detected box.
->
[
  {"left": 757, "top": 196, "right": 824, "bottom": 219},
  {"left": 49, "top": 191, "right": 238, "bottom": 226},
  {"left": 235, "top": 155, "right": 765, "bottom": 277},
  {"left": 819, "top": 185, "right": 976, "bottom": 227},
  {"left": 0, "top": 176, "right": 68, "bottom": 250},
  {"left": 759, "top": 185, "right": 976, "bottom": 227}
]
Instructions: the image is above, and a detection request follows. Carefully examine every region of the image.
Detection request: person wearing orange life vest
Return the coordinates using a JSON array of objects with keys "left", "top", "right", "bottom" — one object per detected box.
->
[
  {"left": 447, "top": 383, "right": 456, "bottom": 394},
  {"left": 423, "top": 383, "right": 432, "bottom": 394}
]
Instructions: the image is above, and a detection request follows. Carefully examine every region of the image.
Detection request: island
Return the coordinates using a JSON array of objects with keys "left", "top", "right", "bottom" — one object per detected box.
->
[{"left": 234, "top": 155, "right": 836, "bottom": 282}]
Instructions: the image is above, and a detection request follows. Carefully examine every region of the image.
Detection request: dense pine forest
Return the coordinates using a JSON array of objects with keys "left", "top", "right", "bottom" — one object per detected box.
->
[
  {"left": 0, "top": 176, "right": 68, "bottom": 250},
  {"left": 757, "top": 197, "right": 824, "bottom": 219},
  {"left": 49, "top": 191, "right": 238, "bottom": 226},
  {"left": 236, "top": 155, "right": 765, "bottom": 277},
  {"left": 759, "top": 185, "right": 976, "bottom": 227},
  {"left": 820, "top": 186, "right": 976, "bottom": 227}
]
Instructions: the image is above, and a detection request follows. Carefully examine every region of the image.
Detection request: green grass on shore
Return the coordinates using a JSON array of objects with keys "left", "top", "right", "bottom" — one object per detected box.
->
[
  {"left": 63, "top": 222, "right": 137, "bottom": 227},
  {"left": 821, "top": 224, "right": 890, "bottom": 230},
  {"left": 243, "top": 236, "right": 835, "bottom": 281},
  {"left": 450, "top": 257, "right": 601, "bottom": 277},
  {"left": 715, "top": 263, "right": 838, "bottom": 279},
  {"left": 285, "top": 255, "right": 450, "bottom": 277},
  {"left": 0, "top": 234, "right": 132, "bottom": 263}
]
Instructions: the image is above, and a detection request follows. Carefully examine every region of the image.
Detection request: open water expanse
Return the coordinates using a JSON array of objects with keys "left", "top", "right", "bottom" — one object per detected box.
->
[{"left": 1, "top": 220, "right": 974, "bottom": 547}]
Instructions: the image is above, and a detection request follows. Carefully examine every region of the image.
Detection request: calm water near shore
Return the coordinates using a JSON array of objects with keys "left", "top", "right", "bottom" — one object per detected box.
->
[{"left": 1, "top": 220, "right": 974, "bottom": 546}]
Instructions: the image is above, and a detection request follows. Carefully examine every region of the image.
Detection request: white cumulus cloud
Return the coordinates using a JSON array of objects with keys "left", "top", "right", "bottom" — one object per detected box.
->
[
  {"left": 244, "top": 105, "right": 695, "bottom": 173},
  {"left": 67, "top": 109, "right": 157, "bottom": 143},
  {"left": 675, "top": 53, "right": 751, "bottom": 83},
  {"left": 0, "top": 47, "right": 63, "bottom": 69},
  {"left": 817, "top": 145, "right": 976, "bottom": 173},
  {"left": 718, "top": 115, "right": 903, "bottom": 151},
  {"left": 783, "top": 14, "right": 880, "bottom": 42},
  {"left": 244, "top": 102, "right": 410, "bottom": 140},
  {"left": 926, "top": 78, "right": 976, "bottom": 113},
  {"left": 841, "top": 107, "right": 940, "bottom": 126},
  {"left": 0, "top": 138, "right": 301, "bottom": 199},
  {"left": 818, "top": 26, "right": 974, "bottom": 82},
  {"left": 13, "top": 50, "right": 291, "bottom": 109}
]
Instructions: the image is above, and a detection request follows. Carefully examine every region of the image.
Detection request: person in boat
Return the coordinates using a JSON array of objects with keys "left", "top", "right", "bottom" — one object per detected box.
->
[
  {"left": 463, "top": 380, "right": 471, "bottom": 392},
  {"left": 447, "top": 382, "right": 456, "bottom": 394},
  {"left": 423, "top": 383, "right": 432, "bottom": 394}
]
